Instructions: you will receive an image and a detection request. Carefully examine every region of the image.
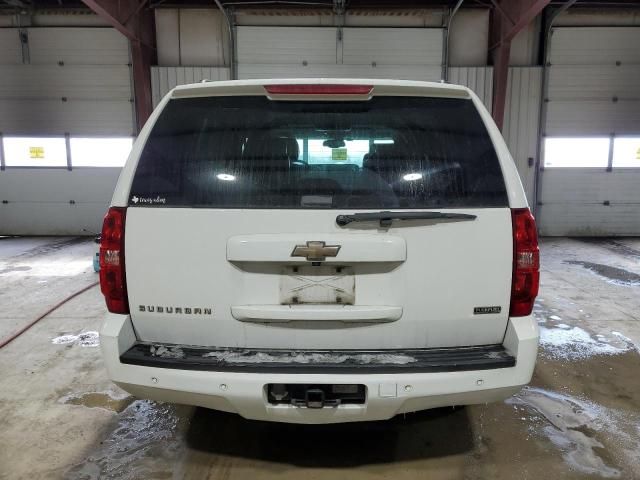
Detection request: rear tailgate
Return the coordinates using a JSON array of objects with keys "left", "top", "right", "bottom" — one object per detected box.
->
[{"left": 123, "top": 84, "right": 514, "bottom": 350}]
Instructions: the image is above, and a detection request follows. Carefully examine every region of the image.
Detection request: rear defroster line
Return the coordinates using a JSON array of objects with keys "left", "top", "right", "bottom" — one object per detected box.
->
[{"left": 0, "top": 282, "right": 99, "bottom": 350}]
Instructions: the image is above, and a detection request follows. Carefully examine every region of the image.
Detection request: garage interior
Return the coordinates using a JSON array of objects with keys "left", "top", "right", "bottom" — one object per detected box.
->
[{"left": 1, "top": 0, "right": 640, "bottom": 478}]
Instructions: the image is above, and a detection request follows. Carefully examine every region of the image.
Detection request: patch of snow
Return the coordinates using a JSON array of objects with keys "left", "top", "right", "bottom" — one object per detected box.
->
[
  {"left": 611, "top": 331, "right": 640, "bottom": 353},
  {"left": 51, "top": 334, "right": 78, "bottom": 345},
  {"left": 150, "top": 345, "right": 185, "bottom": 359},
  {"left": 549, "top": 315, "right": 562, "bottom": 321},
  {"left": 77, "top": 331, "right": 99, "bottom": 347},
  {"left": 202, "top": 351, "right": 416, "bottom": 365},
  {"left": 539, "top": 325, "right": 630, "bottom": 360},
  {"left": 52, "top": 331, "right": 99, "bottom": 347},
  {"left": 507, "top": 387, "right": 640, "bottom": 479}
]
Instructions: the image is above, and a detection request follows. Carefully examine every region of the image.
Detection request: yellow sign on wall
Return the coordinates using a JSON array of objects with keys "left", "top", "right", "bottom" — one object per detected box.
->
[
  {"left": 29, "top": 146, "right": 45, "bottom": 158},
  {"left": 331, "top": 148, "right": 348, "bottom": 161}
]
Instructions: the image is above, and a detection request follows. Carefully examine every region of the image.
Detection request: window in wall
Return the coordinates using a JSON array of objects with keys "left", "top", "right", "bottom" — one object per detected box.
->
[
  {"left": 3, "top": 137, "right": 67, "bottom": 167},
  {"left": 70, "top": 137, "right": 133, "bottom": 167},
  {"left": 307, "top": 139, "right": 370, "bottom": 166},
  {"left": 612, "top": 137, "right": 640, "bottom": 168},
  {"left": 544, "top": 137, "right": 610, "bottom": 168}
]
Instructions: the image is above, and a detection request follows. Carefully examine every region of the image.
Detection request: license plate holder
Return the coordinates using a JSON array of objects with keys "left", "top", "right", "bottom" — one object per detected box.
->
[{"left": 280, "top": 266, "right": 355, "bottom": 305}]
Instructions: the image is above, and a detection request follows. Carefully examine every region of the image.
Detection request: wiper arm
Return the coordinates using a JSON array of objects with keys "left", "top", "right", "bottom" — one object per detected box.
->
[{"left": 336, "top": 211, "right": 477, "bottom": 227}]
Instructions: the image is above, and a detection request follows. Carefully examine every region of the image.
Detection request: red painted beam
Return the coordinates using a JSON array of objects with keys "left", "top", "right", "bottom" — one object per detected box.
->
[
  {"left": 489, "top": 0, "right": 550, "bottom": 130},
  {"left": 81, "top": 0, "right": 138, "bottom": 41},
  {"left": 81, "top": 0, "right": 156, "bottom": 132},
  {"left": 491, "top": 0, "right": 551, "bottom": 50}
]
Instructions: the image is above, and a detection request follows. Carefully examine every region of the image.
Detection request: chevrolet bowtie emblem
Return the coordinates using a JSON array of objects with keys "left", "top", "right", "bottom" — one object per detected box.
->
[{"left": 291, "top": 241, "right": 341, "bottom": 261}]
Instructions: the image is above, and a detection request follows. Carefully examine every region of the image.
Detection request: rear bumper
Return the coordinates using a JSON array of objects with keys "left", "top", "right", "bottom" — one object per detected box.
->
[{"left": 100, "top": 314, "right": 539, "bottom": 424}]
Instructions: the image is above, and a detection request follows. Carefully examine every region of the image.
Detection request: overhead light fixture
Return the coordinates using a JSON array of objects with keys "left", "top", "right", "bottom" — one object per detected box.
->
[
  {"left": 403, "top": 173, "right": 422, "bottom": 181},
  {"left": 216, "top": 173, "right": 236, "bottom": 181},
  {"left": 374, "top": 139, "right": 394, "bottom": 145}
]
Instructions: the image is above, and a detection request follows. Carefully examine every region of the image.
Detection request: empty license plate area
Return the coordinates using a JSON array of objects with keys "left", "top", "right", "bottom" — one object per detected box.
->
[
  {"left": 267, "top": 384, "right": 366, "bottom": 408},
  {"left": 280, "top": 266, "right": 355, "bottom": 305}
]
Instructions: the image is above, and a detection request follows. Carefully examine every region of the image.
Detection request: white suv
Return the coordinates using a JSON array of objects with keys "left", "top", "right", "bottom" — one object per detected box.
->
[{"left": 99, "top": 79, "right": 539, "bottom": 424}]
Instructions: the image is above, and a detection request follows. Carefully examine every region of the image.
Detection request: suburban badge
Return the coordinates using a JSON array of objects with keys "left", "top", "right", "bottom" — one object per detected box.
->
[{"left": 474, "top": 306, "right": 502, "bottom": 315}]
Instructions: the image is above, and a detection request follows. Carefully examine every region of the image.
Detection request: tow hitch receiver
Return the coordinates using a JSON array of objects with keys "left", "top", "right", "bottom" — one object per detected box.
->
[
  {"left": 267, "top": 384, "right": 366, "bottom": 408},
  {"left": 305, "top": 389, "right": 325, "bottom": 408}
]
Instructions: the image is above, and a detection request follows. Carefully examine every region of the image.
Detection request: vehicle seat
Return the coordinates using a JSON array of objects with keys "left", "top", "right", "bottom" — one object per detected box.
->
[
  {"left": 363, "top": 144, "right": 411, "bottom": 184},
  {"left": 241, "top": 135, "right": 300, "bottom": 171}
]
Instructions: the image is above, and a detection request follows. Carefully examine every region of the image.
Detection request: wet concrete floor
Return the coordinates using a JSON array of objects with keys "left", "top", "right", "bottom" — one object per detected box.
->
[{"left": 0, "top": 236, "right": 639, "bottom": 479}]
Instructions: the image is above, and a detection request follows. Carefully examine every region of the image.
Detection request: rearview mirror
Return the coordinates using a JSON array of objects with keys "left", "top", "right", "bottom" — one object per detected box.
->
[{"left": 323, "top": 139, "right": 345, "bottom": 149}]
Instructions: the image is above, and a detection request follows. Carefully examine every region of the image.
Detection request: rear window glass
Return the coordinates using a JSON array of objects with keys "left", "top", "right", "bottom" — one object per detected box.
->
[{"left": 129, "top": 96, "right": 507, "bottom": 209}]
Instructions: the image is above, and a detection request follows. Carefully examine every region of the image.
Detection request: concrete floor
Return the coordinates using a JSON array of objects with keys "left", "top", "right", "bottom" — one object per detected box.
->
[{"left": 1, "top": 236, "right": 639, "bottom": 480}]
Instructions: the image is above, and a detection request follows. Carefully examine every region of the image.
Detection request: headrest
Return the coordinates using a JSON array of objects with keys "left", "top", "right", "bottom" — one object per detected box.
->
[
  {"left": 243, "top": 135, "right": 299, "bottom": 164},
  {"left": 364, "top": 143, "right": 409, "bottom": 172}
]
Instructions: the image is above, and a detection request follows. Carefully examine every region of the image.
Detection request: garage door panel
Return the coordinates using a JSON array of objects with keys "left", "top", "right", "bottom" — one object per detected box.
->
[
  {"left": 538, "top": 203, "right": 640, "bottom": 236},
  {"left": 0, "top": 29, "right": 22, "bottom": 64},
  {"left": 237, "top": 27, "right": 337, "bottom": 65},
  {"left": 0, "top": 168, "right": 121, "bottom": 203},
  {"left": 548, "top": 65, "right": 640, "bottom": 100},
  {"left": 0, "top": 99, "right": 134, "bottom": 136},
  {"left": 542, "top": 27, "right": 640, "bottom": 235},
  {"left": 550, "top": 27, "right": 640, "bottom": 65},
  {"left": 238, "top": 64, "right": 340, "bottom": 79},
  {"left": 0, "top": 65, "right": 132, "bottom": 100},
  {"left": 27, "top": 27, "right": 130, "bottom": 65},
  {"left": 340, "top": 65, "right": 441, "bottom": 80},
  {"left": 546, "top": 100, "right": 640, "bottom": 136},
  {"left": 238, "top": 63, "right": 441, "bottom": 81},
  {"left": 539, "top": 170, "right": 640, "bottom": 204},
  {"left": 342, "top": 28, "right": 442, "bottom": 66},
  {"left": 0, "top": 202, "right": 108, "bottom": 236}
]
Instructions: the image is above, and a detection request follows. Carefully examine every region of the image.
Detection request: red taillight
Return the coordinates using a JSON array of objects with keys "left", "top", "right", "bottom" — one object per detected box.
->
[
  {"left": 510, "top": 208, "right": 540, "bottom": 317},
  {"left": 264, "top": 84, "right": 373, "bottom": 96},
  {"left": 99, "top": 207, "right": 129, "bottom": 314}
]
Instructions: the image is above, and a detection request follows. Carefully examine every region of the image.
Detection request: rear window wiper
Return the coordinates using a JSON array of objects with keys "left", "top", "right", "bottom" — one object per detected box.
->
[{"left": 336, "top": 211, "right": 477, "bottom": 228}]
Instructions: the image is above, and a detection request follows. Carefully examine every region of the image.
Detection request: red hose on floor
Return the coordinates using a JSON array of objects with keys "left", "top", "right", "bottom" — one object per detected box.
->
[{"left": 0, "top": 281, "right": 99, "bottom": 349}]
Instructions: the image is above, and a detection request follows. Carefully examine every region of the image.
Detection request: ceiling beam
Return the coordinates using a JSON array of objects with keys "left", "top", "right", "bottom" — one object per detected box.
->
[{"left": 489, "top": 0, "right": 551, "bottom": 130}]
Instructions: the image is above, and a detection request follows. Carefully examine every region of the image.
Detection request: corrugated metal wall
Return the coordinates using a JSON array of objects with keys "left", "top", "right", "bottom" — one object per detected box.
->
[
  {"left": 539, "top": 27, "right": 640, "bottom": 236},
  {"left": 448, "top": 66, "right": 493, "bottom": 111},
  {"left": 503, "top": 67, "right": 543, "bottom": 206},
  {"left": 449, "top": 66, "right": 541, "bottom": 206},
  {"left": 151, "top": 66, "right": 231, "bottom": 107}
]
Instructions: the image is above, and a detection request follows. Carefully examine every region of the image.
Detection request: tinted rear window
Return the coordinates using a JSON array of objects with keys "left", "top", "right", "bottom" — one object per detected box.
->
[{"left": 129, "top": 96, "right": 508, "bottom": 209}]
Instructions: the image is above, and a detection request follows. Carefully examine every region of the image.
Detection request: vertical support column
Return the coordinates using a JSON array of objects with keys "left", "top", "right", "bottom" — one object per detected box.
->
[
  {"left": 131, "top": 40, "right": 154, "bottom": 132},
  {"left": 130, "top": 5, "right": 156, "bottom": 132},
  {"left": 491, "top": 42, "right": 511, "bottom": 130}
]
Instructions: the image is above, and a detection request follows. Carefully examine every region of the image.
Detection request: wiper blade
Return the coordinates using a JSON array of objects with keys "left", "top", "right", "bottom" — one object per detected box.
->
[{"left": 336, "top": 211, "right": 477, "bottom": 227}]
